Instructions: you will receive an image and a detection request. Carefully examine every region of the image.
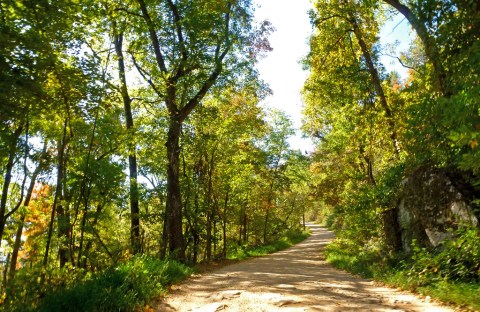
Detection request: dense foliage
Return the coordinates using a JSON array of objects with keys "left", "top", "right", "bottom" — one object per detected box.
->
[
  {"left": 303, "top": 0, "right": 480, "bottom": 308},
  {"left": 2, "top": 0, "right": 479, "bottom": 310},
  {"left": 0, "top": 0, "right": 310, "bottom": 310}
]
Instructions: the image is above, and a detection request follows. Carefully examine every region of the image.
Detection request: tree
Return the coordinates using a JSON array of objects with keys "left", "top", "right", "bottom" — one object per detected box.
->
[
  {"left": 113, "top": 25, "right": 141, "bottom": 255},
  {"left": 112, "top": 0, "right": 262, "bottom": 260},
  {"left": 382, "top": 0, "right": 447, "bottom": 95}
]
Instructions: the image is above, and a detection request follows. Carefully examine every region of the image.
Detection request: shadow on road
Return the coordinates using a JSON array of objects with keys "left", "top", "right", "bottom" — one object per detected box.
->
[{"left": 158, "top": 224, "right": 452, "bottom": 312}]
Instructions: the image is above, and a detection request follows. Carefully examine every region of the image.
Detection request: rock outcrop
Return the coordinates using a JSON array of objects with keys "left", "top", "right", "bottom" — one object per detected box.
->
[{"left": 395, "top": 166, "right": 479, "bottom": 252}]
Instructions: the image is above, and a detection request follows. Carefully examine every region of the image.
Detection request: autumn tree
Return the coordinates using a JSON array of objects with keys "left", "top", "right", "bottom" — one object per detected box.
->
[{"left": 107, "top": 0, "right": 268, "bottom": 260}]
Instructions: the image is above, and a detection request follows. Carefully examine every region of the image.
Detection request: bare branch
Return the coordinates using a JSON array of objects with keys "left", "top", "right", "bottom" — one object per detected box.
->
[
  {"left": 382, "top": 53, "right": 418, "bottom": 72},
  {"left": 129, "top": 51, "right": 165, "bottom": 98}
]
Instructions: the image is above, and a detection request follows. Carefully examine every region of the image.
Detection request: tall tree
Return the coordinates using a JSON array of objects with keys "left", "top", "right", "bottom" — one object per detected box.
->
[
  {"left": 113, "top": 26, "right": 141, "bottom": 255},
  {"left": 118, "top": 0, "right": 261, "bottom": 260}
]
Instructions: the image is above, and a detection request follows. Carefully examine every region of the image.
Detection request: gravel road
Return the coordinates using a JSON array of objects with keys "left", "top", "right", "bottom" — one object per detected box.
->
[{"left": 157, "top": 224, "right": 454, "bottom": 312}]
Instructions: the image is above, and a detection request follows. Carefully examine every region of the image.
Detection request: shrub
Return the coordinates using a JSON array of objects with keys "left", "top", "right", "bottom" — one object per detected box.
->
[
  {"left": 407, "top": 227, "right": 480, "bottom": 284},
  {"left": 11, "top": 256, "right": 193, "bottom": 312}
]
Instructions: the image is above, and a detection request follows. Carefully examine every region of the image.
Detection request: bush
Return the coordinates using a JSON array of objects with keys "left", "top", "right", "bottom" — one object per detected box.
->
[
  {"left": 4, "top": 256, "right": 192, "bottom": 312},
  {"left": 407, "top": 227, "right": 480, "bottom": 284}
]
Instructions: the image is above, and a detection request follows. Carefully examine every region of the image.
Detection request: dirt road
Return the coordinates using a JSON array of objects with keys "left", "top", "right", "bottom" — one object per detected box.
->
[{"left": 158, "top": 224, "right": 453, "bottom": 312}]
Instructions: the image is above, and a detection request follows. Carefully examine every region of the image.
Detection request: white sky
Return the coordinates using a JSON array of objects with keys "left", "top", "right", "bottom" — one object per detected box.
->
[
  {"left": 254, "top": 0, "right": 314, "bottom": 153},
  {"left": 253, "top": 1, "right": 413, "bottom": 153}
]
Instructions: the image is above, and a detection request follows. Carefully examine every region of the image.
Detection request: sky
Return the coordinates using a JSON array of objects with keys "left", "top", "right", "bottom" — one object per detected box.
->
[
  {"left": 253, "top": 0, "right": 413, "bottom": 153},
  {"left": 254, "top": 0, "right": 314, "bottom": 153}
]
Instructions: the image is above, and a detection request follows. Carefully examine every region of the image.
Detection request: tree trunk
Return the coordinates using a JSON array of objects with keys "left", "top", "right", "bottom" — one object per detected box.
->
[
  {"left": 57, "top": 156, "right": 69, "bottom": 268},
  {"left": 8, "top": 141, "right": 47, "bottom": 282},
  {"left": 213, "top": 218, "right": 217, "bottom": 255},
  {"left": 165, "top": 117, "right": 185, "bottom": 261},
  {"left": 76, "top": 182, "right": 92, "bottom": 266},
  {"left": 56, "top": 131, "right": 71, "bottom": 269},
  {"left": 77, "top": 107, "right": 100, "bottom": 265},
  {"left": 350, "top": 17, "right": 401, "bottom": 157},
  {"left": 205, "top": 211, "right": 212, "bottom": 261},
  {"left": 263, "top": 209, "right": 269, "bottom": 244},
  {"left": 114, "top": 31, "right": 141, "bottom": 254},
  {"left": 0, "top": 125, "right": 23, "bottom": 246},
  {"left": 8, "top": 215, "right": 25, "bottom": 282},
  {"left": 302, "top": 210, "right": 306, "bottom": 231},
  {"left": 44, "top": 119, "right": 68, "bottom": 268},
  {"left": 222, "top": 190, "right": 229, "bottom": 259},
  {"left": 243, "top": 200, "right": 248, "bottom": 244},
  {"left": 205, "top": 150, "right": 216, "bottom": 261}
]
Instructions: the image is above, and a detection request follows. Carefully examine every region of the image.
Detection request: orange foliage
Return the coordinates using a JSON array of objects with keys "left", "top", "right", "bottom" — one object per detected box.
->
[{"left": 18, "top": 183, "right": 51, "bottom": 265}]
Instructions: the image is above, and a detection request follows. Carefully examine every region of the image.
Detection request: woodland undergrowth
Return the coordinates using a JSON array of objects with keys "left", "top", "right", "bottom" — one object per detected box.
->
[
  {"left": 324, "top": 223, "right": 480, "bottom": 310},
  {"left": 2, "top": 229, "right": 309, "bottom": 312}
]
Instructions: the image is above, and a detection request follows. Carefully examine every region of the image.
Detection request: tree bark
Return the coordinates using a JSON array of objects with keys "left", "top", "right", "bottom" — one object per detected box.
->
[
  {"left": 0, "top": 125, "right": 23, "bottom": 246},
  {"left": 114, "top": 31, "right": 141, "bottom": 254},
  {"left": 165, "top": 116, "right": 185, "bottom": 261}
]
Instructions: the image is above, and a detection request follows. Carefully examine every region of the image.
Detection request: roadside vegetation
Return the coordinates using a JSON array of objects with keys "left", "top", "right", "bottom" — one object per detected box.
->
[
  {"left": 228, "top": 229, "right": 310, "bottom": 260},
  {"left": 1, "top": 0, "right": 312, "bottom": 310},
  {"left": 304, "top": 0, "right": 480, "bottom": 310},
  {"left": 2, "top": 0, "right": 479, "bottom": 311},
  {"left": 2, "top": 229, "right": 308, "bottom": 311},
  {"left": 324, "top": 227, "right": 480, "bottom": 310}
]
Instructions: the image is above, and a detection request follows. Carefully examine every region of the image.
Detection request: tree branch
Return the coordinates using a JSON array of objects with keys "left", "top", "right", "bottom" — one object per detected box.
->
[
  {"left": 382, "top": 0, "right": 447, "bottom": 95},
  {"left": 166, "top": 0, "right": 189, "bottom": 81},
  {"left": 382, "top": 53, "right": 418, "bottom": 72},
  {"left": 114, "top": 7, "right": 144, "bottom": 18},
  {"left": 129, "top": 51, "right": 165, "bottom": 98},
  {"left": 136, "top": 0, "right": 168, "bottom": 73},
  {"left": 179, "top": 2, "right": 233, "bottom": 122}
]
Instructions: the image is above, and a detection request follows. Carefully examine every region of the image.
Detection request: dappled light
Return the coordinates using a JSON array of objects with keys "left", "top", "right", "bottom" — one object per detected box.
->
[
  {"left": 1, "top": 0, "right": 478, "bottom": 310},
  {"left": 158, "top": 225, "right": 452, "bottom": 311}
]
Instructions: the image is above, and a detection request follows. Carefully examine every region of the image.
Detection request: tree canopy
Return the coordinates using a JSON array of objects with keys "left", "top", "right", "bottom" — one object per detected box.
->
[{"left": 1, "top": 0, "right": 479, "bottom": 310}]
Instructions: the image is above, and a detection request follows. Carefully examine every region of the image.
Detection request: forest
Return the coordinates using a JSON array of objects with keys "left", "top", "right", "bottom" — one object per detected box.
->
[{"left": 0, "top": 0, "right": 479, "bottom": 311}]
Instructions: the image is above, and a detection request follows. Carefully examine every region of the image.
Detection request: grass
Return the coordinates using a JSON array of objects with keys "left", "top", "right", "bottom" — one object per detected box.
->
[
  {"left": 6, "top": 230, "right": 310, "bottom": 312},
  {"left": 419, "top": 281, "right": 480, "bottom": 311},
  {"left": 6, "top": 256, "right": 193, "bottom": 312},
  {"left": 324, "top": 237, "right": 480, "bottom": 311},
  {"left": 381, "top": 270, "right": 480, "bottom": 311}
]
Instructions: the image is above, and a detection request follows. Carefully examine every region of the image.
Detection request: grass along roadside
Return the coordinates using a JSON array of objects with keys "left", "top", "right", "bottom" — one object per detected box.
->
[
  {"left": 324, "top": 236, "right": 480, "bottom": 311},
  {"left": 38, "top": 257, "right": 192, "bottom": 312},
  {"left": 5, "top": 229, "right": 310, "bottom": 312}
]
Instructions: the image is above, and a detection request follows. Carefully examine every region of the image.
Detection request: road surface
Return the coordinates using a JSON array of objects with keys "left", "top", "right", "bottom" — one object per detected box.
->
[{"left": 157, "top": 224, "right": 453, "bottom": 312}]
